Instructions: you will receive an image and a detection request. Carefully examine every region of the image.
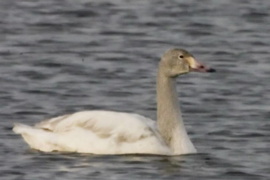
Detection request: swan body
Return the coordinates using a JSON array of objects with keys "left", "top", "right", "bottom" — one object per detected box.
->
[
  {"left": 13, "top": 48, "right": 215, "bottom": 155},
  {"left": 14, "top": 111, "right": 172, "bottom": 155}
]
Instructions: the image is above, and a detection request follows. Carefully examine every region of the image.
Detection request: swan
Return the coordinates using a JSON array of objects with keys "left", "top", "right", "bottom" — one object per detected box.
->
[{"left": 13, "top": 48, "right": 215, "bottom": 155}]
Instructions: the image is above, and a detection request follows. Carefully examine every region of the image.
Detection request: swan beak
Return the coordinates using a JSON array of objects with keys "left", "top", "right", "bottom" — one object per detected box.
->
[{"left": 187, "top": 57, "right": 216, "bottom": 73}]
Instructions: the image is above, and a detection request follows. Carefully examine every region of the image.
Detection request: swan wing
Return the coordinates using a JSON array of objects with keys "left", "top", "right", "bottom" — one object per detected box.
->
[
  {"left": 14, "top": 111, "right": 171, "bottom": 155},
  {"left": 36, "top": 111, "right": 155, "bottom": 138}
]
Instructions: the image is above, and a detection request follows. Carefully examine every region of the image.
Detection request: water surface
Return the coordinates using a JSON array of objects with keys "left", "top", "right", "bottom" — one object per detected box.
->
[{"left": 1, "top": 0, "right": 270, "bottom": 179}]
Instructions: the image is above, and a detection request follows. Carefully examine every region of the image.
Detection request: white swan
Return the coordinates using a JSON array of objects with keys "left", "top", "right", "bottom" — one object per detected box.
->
[{"left": 13, "top": 48, "right": 215, "bottom": 155}]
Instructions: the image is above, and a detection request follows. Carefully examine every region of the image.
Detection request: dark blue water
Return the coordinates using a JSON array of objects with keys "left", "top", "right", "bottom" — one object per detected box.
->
[{"left": 1, "top": 0, "right": 269, "bottom": 179}]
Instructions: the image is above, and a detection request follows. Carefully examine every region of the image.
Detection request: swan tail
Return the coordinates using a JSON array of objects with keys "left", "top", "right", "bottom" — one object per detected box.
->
[
  {"left": 13, "top": 123, "right": 57, "bottom": 152},
  {"left": 13, "top": 123, "right": 33, "bottom": 134}
]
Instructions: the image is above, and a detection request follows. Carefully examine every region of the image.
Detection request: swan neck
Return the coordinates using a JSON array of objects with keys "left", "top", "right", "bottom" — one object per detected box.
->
[
  {"left": 156, "top": 68, "right": 183, "bottom": 136},
  {"left": 156, "top": 63, "right": 196, "bottom": 154}
]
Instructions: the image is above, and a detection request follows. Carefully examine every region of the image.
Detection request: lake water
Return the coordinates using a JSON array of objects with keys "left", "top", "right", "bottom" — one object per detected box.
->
[{"left": 1, "top": 0, "right": 269, "bottom": 179}]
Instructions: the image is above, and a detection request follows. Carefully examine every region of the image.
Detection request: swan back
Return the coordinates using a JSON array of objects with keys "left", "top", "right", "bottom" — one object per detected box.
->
[{"left": 14, "top": 111, "right": 171, "bottom": 155}]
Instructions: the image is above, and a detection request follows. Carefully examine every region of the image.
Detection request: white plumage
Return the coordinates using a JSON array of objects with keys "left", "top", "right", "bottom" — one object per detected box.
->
[
  {"left": 13, "top": 48, "right": 215, "bottom": 155},
  {"left": 13, "top": 111, "right": 171, "bottom": 155}
]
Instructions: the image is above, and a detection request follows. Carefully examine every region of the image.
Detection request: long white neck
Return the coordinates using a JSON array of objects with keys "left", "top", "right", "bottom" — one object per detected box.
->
[{"left": 156, "top": 63, "right": 197, "bottom": 155}]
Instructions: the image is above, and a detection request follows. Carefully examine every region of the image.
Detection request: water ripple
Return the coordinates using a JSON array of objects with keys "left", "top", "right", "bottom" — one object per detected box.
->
[{"left": 0, "top": 0, "right": 269, "bottom": 180}]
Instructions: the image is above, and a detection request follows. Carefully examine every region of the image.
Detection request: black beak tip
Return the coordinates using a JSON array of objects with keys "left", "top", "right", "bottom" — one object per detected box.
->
[{"left": 207, "top": 68, "right": 216, "bottom": 73}]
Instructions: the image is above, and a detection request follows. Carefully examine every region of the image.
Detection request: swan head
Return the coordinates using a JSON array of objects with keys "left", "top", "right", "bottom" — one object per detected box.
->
[{"left": 160, "top": 48, "right": 215, "bottom": 77}]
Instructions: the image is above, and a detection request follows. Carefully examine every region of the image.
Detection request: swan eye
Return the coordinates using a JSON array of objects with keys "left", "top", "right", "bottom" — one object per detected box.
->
[{"left": 179, "top": 55, "right": 184, "bottom": 59}]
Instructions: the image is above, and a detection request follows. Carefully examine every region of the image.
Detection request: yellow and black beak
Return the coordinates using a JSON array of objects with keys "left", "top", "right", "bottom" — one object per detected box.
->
[{"left": 186, "top": 56, "right": 216, "bottom": 73}]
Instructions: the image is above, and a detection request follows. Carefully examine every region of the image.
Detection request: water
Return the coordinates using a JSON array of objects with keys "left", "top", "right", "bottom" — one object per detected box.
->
[{"left": 1, "top": 0, "right": 269, "bottom": 179}]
